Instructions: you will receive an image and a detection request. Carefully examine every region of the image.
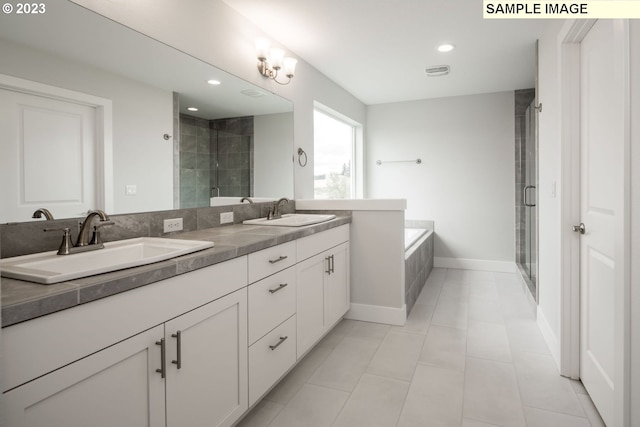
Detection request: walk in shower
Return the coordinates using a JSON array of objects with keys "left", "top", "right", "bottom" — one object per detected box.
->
[
  {"left": 178, "top": 114, "right": 254, "bottom": 208},
  {"left": 515, "top": 89, "right": 538, "bottom": 300}
]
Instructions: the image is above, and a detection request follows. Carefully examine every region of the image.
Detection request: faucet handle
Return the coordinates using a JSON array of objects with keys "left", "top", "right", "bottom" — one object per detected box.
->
[
  {"left": 44, "top": 227, "right": 73, "bottom": 255},
  {"left": 90, "top": 221, "right": 114, "bottom": 245}
]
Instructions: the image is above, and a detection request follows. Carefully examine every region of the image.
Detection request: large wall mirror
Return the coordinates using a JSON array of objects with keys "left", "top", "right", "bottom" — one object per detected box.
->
[{"left": 0, "top": 0, "right": 294, "bottom": 223}]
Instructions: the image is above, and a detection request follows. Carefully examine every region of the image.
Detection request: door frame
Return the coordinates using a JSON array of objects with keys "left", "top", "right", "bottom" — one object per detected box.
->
[
  {"left": 0, "top": 73, "right": 114, "bottom": 213},
  {"left": 559, "top": 19, "right": 632, "bottom": 426}
]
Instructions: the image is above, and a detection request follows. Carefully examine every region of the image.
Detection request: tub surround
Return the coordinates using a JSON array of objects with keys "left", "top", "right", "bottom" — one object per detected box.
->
[
  {"left": 1, "top": 207, "right": 350, "bottom": 327},
  {"left": 404, "top": 220, "right": 435, "bottom": 314}
]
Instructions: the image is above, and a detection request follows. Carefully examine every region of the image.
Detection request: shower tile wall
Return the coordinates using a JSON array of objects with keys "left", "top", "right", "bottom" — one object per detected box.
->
[
  {"left": 514, "top": 89, "right": 535, "bottom": 271},
  {"left": 211, "top": 117, "right": 254, "bottom": 197},
  {"left": 172, "top": 93, "right": 181, "bottom": 209},
  {"left": 179, "top": 114, "right": 212, "bottom": 208}
]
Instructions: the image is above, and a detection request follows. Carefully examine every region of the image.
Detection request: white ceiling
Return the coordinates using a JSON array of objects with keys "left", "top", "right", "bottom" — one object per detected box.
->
[{"left": 223, "top": 0, "right": 553, "bottom": 105}]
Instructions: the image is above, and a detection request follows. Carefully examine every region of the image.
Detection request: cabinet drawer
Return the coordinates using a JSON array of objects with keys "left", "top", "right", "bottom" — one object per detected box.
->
[
  {"left": 248, "top": 241, "right": 296, "bottom": 283},
  {"left": 297, "top": 224, "right": 349, "bottom": 262},
  {"left": 248, "top": 267, "right": 296, "bottom": 344},
  {"left": 248, "top": 316, "right": 296, "bottom": 406}
]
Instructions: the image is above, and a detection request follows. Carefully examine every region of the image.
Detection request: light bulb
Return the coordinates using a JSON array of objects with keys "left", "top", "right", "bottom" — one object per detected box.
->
[
  {"left": 269, "top": 48, "right": 285, "bottom": 70},
  {"left": 255, "top": 38, "right": 270, "bottom": 61},
  {"left": 283, "top": 57, "right": 297, "bottom": 78}
]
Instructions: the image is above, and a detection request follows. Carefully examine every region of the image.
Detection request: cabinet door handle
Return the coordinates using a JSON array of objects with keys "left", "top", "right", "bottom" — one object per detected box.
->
[
  {"left": 268, "top": 283, "right": 288, "bottom": 294},
  {"left": 330, "top": 254, "right": 335, "bottom": 274},
  {"left": 268, "top": 255, "right": 288, "bottom": 264},
  {"left": 269, "top": 336, "right": 288, "bottom": 350},
  {"left": 171, "top": 330, "right": 182, "bottom": 369},
  {"left": 325, "top": 256, "right": 331, "bottom": 274},
  {"left": 155, "top": 338, "right": 166, "bottom": 378}
]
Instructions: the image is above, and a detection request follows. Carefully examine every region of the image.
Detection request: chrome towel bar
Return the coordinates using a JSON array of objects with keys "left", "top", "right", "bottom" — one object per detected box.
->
[{"left": 376, "top": 158, "right": 422, "bottom": 165}]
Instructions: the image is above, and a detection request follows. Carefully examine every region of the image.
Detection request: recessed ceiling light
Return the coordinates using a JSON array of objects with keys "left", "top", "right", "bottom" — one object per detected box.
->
[
  {"left": 187, "top": 107, "right": 198, "bottom": 112},
  {"left": 437, "top": 43, "right": 455, "bottom": 53},
  {"left": 207, "top": 79, "right": 221, "bottom": 85}
]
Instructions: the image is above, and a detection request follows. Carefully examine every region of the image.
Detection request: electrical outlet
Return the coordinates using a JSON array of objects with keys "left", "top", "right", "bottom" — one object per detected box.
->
[
  {"left": 220, "top": 212, "right": 234, "bottom": 224},
  {"left": 163, "top": 218, "right": 183, "bottom": 233}
]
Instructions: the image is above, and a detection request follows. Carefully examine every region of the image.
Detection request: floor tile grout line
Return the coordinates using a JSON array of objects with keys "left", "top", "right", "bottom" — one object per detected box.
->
[{"left": 521, "top": 403, "right": 592, "bottom": 422}]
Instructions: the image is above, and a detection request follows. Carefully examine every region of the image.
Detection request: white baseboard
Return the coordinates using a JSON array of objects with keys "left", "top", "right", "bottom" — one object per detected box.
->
[
  {"left": 344, "top": 303, "right": 407, "bottom": 326},
  {"left": 537, "top": 306, "right": 561, "bottom": 370},
  {"left": 434, "top": 257, "right": 516, "bottom": 273}
]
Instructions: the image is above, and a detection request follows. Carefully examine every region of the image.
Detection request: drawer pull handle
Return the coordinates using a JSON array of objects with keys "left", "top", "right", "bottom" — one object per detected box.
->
[
  {"left": 269, "top": 336, "right": 288, "bottom": 350},
  {"left": 171, "top": 330, "right": 182, "bottom": 369},
  {"left": 155, "top": 338, "right": 166, "bottom": 378},
  {"left": 268, "top": 255, "right": 288, "bottom": 264},
  {"left": 269, "top": 283, "right": 288, "bottom": 294}
]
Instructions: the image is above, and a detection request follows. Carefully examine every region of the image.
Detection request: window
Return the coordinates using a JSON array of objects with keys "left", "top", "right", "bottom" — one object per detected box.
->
[{"left": 313, "top": 106, "right": 361, "bottom": 199}]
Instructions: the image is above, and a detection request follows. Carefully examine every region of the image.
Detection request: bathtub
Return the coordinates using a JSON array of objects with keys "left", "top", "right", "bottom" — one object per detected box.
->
[{"left": 404, "top": 227, "right": 429, "bottom": 251}]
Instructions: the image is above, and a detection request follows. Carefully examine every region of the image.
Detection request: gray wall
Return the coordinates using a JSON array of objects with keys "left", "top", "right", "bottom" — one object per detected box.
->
[{"left": 366, "top": 91, "right": 515, "bottom": 267}]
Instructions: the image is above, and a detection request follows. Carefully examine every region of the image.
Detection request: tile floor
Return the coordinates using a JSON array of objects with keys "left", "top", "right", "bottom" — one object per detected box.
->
[{"left": 237, "top": 268, "right": 606, "bottom": 427}]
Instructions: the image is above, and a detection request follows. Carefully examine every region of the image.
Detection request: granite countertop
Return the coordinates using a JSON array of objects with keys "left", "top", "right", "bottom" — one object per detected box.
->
[{"left": 1, "top": 216, "right": 351, "bottom": 327}]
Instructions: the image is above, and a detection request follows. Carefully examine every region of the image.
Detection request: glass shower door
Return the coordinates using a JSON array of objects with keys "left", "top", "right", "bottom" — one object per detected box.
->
[{"left": 523, "top": 99, "right": 537, "bottom": 296}]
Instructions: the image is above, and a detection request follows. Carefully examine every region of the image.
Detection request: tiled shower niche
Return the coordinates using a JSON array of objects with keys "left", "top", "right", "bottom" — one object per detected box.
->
[{"left": 179, "top": 115, "right": 254, "bottom": 208}]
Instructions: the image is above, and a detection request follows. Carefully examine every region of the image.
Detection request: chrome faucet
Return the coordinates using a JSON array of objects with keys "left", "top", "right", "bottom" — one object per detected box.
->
[
  {"left": 240, "top": 197, "right": 254, "bottom": 204},
  {"left": 32, "top": 208, "right": 54, "bottom": 221},
  {"left": 268, "top": 197, "right": 290, "bottom": 220},
  {"left": 76, "top": 210, "right": 112, "bottom": 247}
]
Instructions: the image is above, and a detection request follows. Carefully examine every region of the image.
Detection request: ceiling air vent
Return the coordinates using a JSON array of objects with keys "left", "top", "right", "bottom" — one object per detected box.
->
[
  {"left": 241, "top": 89, "right": 267, "bottom": 98},
  {"left": 425, "top": 65, "right": 450, "bottom": 77}
]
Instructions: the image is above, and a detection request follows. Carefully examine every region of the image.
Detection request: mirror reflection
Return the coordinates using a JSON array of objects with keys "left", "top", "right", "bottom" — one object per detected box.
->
[{"left": 0, "top": 0, "right": 294, "bottom": 223}]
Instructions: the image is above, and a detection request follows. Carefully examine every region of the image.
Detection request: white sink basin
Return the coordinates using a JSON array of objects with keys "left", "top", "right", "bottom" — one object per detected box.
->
[
  {"left": 243, "top": 213, "right": 336, "bottom": 227},
  {"left": 0, "top": 237, "right": 214, "bottom": 284}
]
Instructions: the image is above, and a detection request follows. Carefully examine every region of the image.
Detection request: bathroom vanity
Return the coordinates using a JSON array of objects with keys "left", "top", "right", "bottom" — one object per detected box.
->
[{"left": 1, "top": 219, "right": 350, "bottom": 427}]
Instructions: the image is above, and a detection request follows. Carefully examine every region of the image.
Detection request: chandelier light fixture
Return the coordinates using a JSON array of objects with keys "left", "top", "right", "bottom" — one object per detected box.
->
[{"left": 255, "top": 38, "right": 297, "bottom": 85}]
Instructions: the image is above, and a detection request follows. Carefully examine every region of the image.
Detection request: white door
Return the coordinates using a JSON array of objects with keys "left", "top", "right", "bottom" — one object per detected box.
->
[
  {"left": 0, "top": 88, "right": 97, "bottom": 222},
  {"left": 578, "top": 19, "right": 626, "bottom": 427}
]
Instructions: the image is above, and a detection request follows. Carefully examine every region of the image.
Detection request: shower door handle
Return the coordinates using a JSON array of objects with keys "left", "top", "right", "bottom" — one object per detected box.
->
[{"left": 523, "top": 185, "right": 536, "bottom": 207}]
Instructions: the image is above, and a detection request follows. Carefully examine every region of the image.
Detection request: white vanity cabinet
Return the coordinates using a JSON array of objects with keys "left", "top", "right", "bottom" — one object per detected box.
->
[
  {"left": 2, "top": 257, "right": 248, "bottom": 427},
  {"left": 1, "top": 222, "right": 351, "bottom": 427},
  {"left": 296, "top": 224, "right": 350, "bottom": 356}
]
